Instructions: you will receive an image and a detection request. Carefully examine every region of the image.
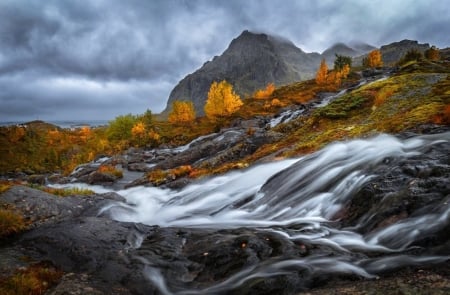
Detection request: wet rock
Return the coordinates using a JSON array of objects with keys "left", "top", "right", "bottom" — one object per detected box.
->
[
  {"left": 340, "top": 134, "right": 450, "bottom": 248},
  {"left": 127, "top": 162, "right": 154, "bottom": 172},
  {"left": 27, "top": 174, "right": 46, "bottom": 185},
  {"left": 87, "top": 171, "right": 117, "bottom": 185},
  {"left": 47, "top": 273, "right": 108, "bottom": 295},
  {"left": 18, "top": 220, "right": 312, "bottom": 294},
  {"left": 19, "top": 217, "right": 158, "bottom": 294},
  {"left": 47, "top": 173, "right": 67, "bottom": 184},
  {"left": 70, "top": 164, "right": 97, "bottom": 179},
  {"left": 0, "top": 185, "right": 125, "bottom": 226}
]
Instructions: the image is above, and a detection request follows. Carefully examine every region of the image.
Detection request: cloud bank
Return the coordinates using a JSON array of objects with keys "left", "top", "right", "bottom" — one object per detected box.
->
[{"left": 0, "top": 0, "right": 448, "bottom": 121}]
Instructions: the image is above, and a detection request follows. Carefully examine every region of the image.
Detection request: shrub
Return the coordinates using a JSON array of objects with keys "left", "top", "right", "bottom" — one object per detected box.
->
[
  {"left": 254, "top": 83, "right": 276, "bottom": 99},
  {"left": 0, "top": 262, "right": 63, "bottom": 295},
  {"left": 98, "top": 165, "right": 123, "bottom": 178},
  {"left": 0, "top": 208, "right": 27, "bottom": 237},
  {"left": 27, "top": 184, "right": 94, "bottom": 197},
  {"left": 398, "top": 49, "right": 423, "bottom": 65}
]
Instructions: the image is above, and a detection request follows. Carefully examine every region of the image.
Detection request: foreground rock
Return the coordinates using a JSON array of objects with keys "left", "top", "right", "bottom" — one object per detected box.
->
[{"left": 1, "top": 185, "right": 124, "bottom": 227}]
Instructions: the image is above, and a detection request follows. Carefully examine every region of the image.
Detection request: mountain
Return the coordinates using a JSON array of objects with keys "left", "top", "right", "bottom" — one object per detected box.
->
[
  {"left": 321, "top": 43, "right": 359, "bottom": 65},
  {"left": 163, "top": 30, "right": 321, "bottom": 116},
  {"left": 353, "top": 39, "right": 431, "bottom": 66},
  {"left": 350, "top": 42, "right": 377, "bottom": 53},
  {"left": 321, "top": 42, "right": 375, "bottom": 66},
  {"left": 379, "top": 39, "right": 430, "bottom": 65}
]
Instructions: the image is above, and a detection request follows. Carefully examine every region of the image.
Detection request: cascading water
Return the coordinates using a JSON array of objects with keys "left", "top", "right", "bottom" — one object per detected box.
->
[{"left": 98, "top": 132, "right": 450, "bottom": 294}]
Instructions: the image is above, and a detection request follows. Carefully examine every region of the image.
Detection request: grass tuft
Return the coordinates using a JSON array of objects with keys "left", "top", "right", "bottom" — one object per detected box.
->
[
  {"left": 27, "top": 184, "right": 94, "bottom": 197},
  {"left": 0, "top": 208, "right": 27, "bottom": 237}
]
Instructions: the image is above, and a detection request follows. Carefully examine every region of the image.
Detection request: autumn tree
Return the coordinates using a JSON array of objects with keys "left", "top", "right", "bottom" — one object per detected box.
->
[
  {"left": 315, "top": 59, "right": 328, "bottom": 85},
  {"left": 168, "top": 101, "right": 196, "bottom": 124},
  {"left": 204, "top": 80, "right": 243, "bottom": 119},
  {"left": 363, "top": 49, "right": 383, "bottom": 68},
  {"left": 425, "top": 46, "right": 440, "bottom": 61},
  {"left": 254, "top": 82, "right": 276, "bottom": 99},
  {"left": 325, "top": 71, "right": 342, "bottom": 91},
  {"left": 334, "top": 54, "right": 352, "bottom": 71},
  {"left": 131, "top": 122, "right": 146, "bottom": 145}
]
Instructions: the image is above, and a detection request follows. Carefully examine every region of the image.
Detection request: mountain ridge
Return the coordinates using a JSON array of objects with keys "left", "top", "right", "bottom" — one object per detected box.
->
[{"left": 163, "top": 30, "right": 434, "bottom": 116}]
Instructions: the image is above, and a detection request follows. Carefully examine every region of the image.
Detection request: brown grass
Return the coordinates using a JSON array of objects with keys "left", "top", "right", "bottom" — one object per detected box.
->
[{"left": 0, "top": 262, "right": 63, "bottom": 295}]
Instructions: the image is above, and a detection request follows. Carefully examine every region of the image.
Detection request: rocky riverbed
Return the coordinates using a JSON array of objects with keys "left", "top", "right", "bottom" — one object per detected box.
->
[{"left": 1, "top": 126, "right": 449, "bottom": 294}]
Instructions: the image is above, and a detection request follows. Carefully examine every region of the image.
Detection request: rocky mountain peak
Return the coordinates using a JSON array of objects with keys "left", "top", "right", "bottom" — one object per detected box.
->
[
  {"left": 163, "top": 30, "right": 320, "bottom": 116},
  {"left": 379, "top": 39, "right": 430, "bottom": 65}
]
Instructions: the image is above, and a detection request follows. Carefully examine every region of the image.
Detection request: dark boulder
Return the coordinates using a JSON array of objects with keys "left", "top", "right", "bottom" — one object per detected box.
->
[
  {"left": 87, "top": 171, "right": 118, "bottom": 185},
  {"left": 27, "top": 174, "right": 47, "bottom": 185},
  {"left": 0, "top": 185, "right": 125, "bottom": 226}
]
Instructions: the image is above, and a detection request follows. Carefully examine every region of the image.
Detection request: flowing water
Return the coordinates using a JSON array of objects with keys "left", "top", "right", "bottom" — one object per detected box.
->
[{"left": 92, "top": 132, "right": 450, "bottom": 294}]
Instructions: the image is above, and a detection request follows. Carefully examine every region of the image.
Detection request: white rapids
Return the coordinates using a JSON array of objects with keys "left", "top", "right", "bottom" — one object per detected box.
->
[{"left": 63, "top": 132, "right": 450, "bottom": 294}]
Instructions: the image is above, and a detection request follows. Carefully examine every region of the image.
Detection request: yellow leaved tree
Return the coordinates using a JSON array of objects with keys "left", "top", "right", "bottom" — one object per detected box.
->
[
  {"left": 204, "top": 80, "right": 243, "bottom": 119},
  {"left": 316, "top": 59, "right": 350, "bottom": 91},
  {"left": 315, "top": 59, "right": 328, "bottom": 85},
  {"left": 363, "top": 49, "right": 383, "bottom": 68},
  {"left": 168, "top": 100, "right": 196, "bottom": 125}
]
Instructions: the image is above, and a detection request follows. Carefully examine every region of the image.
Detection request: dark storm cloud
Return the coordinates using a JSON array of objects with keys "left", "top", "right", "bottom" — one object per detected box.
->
[{"left": 0, "top": 0, "right": 449, "bottom": 121}]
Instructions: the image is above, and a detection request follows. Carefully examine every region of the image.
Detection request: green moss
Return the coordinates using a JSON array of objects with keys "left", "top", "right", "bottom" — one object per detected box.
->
[{"left": 315, "top": 94, "right": 370, "bottom": 119}]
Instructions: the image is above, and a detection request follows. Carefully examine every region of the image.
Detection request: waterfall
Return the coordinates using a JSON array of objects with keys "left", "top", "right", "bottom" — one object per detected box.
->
[{"left": 94, "top": 132, "right": 449, "bottom": 294}]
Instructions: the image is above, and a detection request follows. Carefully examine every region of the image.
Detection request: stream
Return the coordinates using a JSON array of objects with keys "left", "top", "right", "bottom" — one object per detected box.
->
[{"left": 66, "top": 132, "right": 450, "bottom": 294}]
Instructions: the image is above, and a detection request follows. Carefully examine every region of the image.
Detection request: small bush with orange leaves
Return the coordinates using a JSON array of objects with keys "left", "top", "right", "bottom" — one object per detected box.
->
[
  {"left": 264, "top": 98, "right": 285, "bottom": 110},
  {"left": 98, "top": 164, "right": 123, "bottom": 178},
  {"left": 254, "top": 83, "right": 276, "bottom": 99},
  {"left": 0, "top": 262, "right": 63, "bottom": 295},
  {"left": 148, "top": 165, "right": 193, "bottom": 186}
]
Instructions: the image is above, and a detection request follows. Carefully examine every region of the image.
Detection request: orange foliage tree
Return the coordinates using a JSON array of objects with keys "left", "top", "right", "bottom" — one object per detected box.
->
[
  {"left": 254, "top": 83, "right": 275, "bottom": 99},
  {"left": 364, "top": 49, "right": 383, "bottom": 68},
  {"left": 315, "top": 59, "right": 328, "bottom": 85},
  {"left": 131, "top": 122, "right": 146, "bottom": 144},
  {"left": 316, "top": 59, "right": 350, "bottom": 91},
  {"left": 168, "top": 101, "right": 196, "bottom": 124},
  {"left": 204, "top": 80, "right": 243, "bottom": 119},
  {"left": 131, "top": 121, "right": 161, "bottom": 147},
  {"left": 340, "top": 64, "right": 350, "bottom": 78}
]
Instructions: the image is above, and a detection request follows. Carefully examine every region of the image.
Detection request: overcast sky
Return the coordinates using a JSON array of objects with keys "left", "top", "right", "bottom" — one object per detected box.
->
[{"left": 1, "top": 0, "right": 449, "bottom": 122}]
